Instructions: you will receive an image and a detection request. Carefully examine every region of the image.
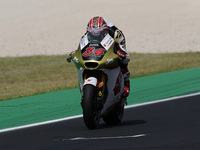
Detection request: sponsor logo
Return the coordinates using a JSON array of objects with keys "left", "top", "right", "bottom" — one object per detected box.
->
[
  {"left": 106, "top": 59, "right": 114, "bottom": 65},
  {"left": 103, "top": 36, "right": 113, "bottom": 48},
  {"left": 101, "top": 34, "right": 114, "bottom": 50},
  {"left": 73, "top": 56, "right": 79, "bottom": 63}
]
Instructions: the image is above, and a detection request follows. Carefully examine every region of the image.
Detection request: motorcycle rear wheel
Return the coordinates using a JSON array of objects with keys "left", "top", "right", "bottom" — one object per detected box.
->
[
  {"left": 102, "top": 100, "right": 124, "bottom": 125},
  {"left": 82, "top": 84, "right": 100, "bottom": 129}
]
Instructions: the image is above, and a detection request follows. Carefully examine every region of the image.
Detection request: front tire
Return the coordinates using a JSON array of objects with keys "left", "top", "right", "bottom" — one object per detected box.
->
[{"left": 82, "top": 85, "right": 100, "bottom": 129}]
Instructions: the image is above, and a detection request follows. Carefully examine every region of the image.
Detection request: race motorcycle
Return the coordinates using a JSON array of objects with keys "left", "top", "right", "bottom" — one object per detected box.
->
[{"left": 67, "top": 31, "right": 127, "bottom": 129}]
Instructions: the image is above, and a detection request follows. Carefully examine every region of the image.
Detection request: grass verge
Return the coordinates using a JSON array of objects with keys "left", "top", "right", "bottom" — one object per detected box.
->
[{"left": 0, "top": 52, "right": 200, "bottom": 101}]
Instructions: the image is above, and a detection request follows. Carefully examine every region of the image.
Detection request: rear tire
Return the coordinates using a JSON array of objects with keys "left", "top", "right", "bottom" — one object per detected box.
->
[
  {"left": 82, "top": 85, "right": 100, "bottom": 129},
  {"left": 102, "top": 100, "right": 125, "bottom": 125}
]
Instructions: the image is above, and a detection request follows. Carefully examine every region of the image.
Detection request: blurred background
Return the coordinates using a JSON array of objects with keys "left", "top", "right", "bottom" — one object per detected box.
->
[{"left": 0, "top": 0, "right": 200, "bottom": 57}]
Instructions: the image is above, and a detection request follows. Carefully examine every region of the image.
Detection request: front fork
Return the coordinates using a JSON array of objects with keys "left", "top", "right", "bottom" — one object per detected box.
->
[{"left": 82, "top": 72, "right": 107, "bottom": 110}]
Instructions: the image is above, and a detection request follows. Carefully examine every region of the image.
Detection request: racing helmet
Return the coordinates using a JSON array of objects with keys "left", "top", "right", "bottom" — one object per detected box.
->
[
  {"left": 87, "top": 16, "right": 108, "bottom": 43},
  {"left": 87, "top": 16, "right": 108, "bottom": 34}
]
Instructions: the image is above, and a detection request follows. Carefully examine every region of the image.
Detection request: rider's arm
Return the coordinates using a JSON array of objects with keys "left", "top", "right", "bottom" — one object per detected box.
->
[{"left": 113, "top": 29, "right": 130, "bottom": 65}]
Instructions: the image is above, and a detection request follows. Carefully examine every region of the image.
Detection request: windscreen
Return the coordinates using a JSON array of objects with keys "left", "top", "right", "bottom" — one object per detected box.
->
[
  {"left": 87, "top": 29, "right": 108, "bottom": 44},
  {"left": 81, "top": 29, "right": 108, "bottom": 61}
]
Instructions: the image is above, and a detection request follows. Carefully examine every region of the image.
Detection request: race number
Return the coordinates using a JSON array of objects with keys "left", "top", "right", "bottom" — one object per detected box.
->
[
  {"left": 82, "top": 47, "right": 94, "bottom": 56},
  {"left": 83, "top": 47, "right": 105, "bottom": 57}
]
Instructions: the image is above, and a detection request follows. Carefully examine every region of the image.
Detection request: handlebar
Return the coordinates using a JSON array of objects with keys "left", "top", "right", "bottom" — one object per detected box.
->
[
  {"left": 66, "top": 57, "right": 71, "bottom": 63},
  {"left": 66, "top": 53, "right": 72, "bottom": 63}
]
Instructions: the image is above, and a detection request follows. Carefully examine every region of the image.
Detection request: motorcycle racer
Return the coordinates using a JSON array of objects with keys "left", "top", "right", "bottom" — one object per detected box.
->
[
  {"left": 86, "top": 16, "right": 130, "bottom": 98},
  {"left": 78, "top": 16, "right": 130, "bottom": 98},
  {"left": 68, "top": 16, "right": 130, "bottom": 128}
]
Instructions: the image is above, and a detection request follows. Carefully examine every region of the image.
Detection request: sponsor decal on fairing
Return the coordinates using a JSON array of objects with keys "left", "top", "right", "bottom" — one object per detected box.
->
[
  {"left": 80, "top": 34, "right": 89, "bottom": 50},
  {"left": 100, "top": 34, "right": 114, "bottom": 50}
]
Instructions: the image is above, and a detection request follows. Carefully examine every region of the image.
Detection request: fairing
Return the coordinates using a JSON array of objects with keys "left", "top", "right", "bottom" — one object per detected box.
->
[{"left": 71, "top": 32, "right": 124, "bottom": 114}]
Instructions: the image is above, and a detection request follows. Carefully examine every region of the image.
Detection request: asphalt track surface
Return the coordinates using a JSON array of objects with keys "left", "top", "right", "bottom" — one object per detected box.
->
[{"left": 0, "top": 94, "right": 200, "bottom": 150}]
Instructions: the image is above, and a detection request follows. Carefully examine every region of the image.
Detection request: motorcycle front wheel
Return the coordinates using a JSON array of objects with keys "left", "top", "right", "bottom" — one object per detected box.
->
[{"left": 82, "top": 84, "right": 100, "bottom": 129}]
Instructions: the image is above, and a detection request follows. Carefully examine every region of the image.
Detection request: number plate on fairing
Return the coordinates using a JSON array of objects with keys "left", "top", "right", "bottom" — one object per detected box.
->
[
  {"left": 81, "top": 33, "right": 114, "bottom": 61},
  {"left": 81, "top": 45, "right": 106, "bottom": 61}
]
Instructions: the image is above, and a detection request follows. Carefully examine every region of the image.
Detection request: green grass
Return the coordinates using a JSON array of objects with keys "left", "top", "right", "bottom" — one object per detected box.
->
[{"left": 0, "top": 52, "right": 200, "bottom": 101}]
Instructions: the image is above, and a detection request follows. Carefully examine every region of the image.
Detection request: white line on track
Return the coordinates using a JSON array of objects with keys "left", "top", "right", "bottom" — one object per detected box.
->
[
  {"left": 68, "top": 134, "right": 146, "bottom": 141},
  {"left": 0, "top": 92, "right": 200, "bottom": 133},
  {"left": 125, "top": 92, "right": 200, "bottom": 109}
]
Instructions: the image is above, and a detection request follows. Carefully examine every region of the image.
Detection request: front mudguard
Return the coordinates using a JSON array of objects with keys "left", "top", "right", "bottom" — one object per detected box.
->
[{"left": 83, "top": 77, "right": 97, "bottom": 87}]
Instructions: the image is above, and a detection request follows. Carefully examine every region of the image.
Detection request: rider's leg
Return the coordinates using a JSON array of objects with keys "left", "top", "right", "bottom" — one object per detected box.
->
[{"left": 121, "top": 66, "right": 130, "bottom": 98}]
